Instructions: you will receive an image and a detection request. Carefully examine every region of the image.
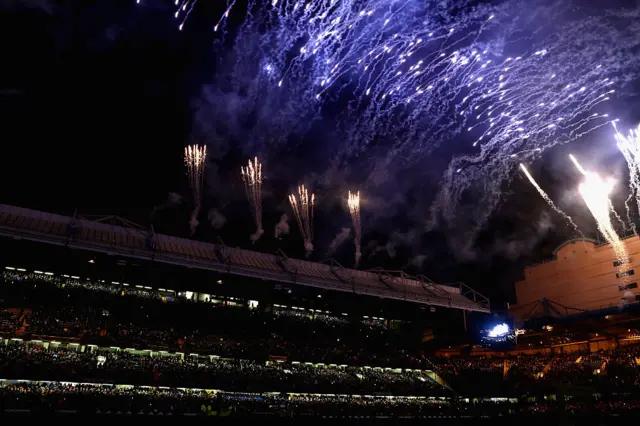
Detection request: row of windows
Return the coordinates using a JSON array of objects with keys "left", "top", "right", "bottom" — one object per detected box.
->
[
  {"left": 619, "top": 282, "right": 638, "bottom": 291},
  {"left": 617, "top": 270, "right": 635, "bottom": 279},
  {"left": 613, "top": 258, "right": 632, "bottom": 267}
]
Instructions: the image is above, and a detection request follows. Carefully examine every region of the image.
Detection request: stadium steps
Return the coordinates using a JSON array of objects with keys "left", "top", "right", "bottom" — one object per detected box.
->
[
  {"left": 429, "top": 371, "right": 454, "bottom": 392},
  {"left": 15, "top": 309, "right": 31, "bottom": 336}
]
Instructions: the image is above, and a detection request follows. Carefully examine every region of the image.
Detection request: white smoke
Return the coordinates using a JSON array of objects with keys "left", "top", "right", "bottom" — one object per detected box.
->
[
  {"left": 327, "top": 228, "right": 351, "bottom": 256},
  {"left": 275, "top": 214, "right": 290, "bottom": 238},
  {"left": 207, "top": 208, "right": 227, "bottom": 230},
  {"left": 250, "top": 228, "right": 265, "bottom": 242}
]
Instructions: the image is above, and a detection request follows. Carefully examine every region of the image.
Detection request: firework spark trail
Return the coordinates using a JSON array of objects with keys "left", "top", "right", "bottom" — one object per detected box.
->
[
  {"left": 184, "top": 144, "right": 208, "bottom": 235},
  {"left": 200, "top": 0, "right": 640, "bottom": 250},
  {"left": 241, "top": 157, "right": 264, "bottom": 242},
  {"left": 571, "top": 154, "right": 628, "bottom": 266},
  {"left": 348, "top": 191, "right": 362, "bottom": 267},
  {"left": 174, "top": 0, "right": 198, "bottom": 31},
  {"left": 519, "top": 164, "right": 581, "bottom": 235},
  {"left": 614, "top": 122, "right": 640, "bottom": 234},
  {"left": 289, "top": 185, "right": 315, "bottom": 255}
]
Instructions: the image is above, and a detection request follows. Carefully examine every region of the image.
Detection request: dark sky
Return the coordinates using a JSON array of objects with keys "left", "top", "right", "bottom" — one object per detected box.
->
[{"left": 1, "top": 0, "right": 638, "bottom": 307}]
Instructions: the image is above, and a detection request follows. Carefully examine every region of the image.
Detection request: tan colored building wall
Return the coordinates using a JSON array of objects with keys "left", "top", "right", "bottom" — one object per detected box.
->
[{"left": 511, "top": 236, "right": 640, "bottom": 323}]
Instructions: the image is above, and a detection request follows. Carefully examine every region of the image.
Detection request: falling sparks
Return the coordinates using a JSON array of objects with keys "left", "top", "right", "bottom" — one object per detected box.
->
[
  {"left": 184, "top": 144, "right": 207, "bottom": 235},
  {"left": 571, "top": 154, "right": 628, "bottom": 265},
  {"left": 289, "top": 185, "right": 315, "bottom": 255},
  {"left": 241, "top": 157, "right": 264, "bottom": 242},
  {"left": 136, "top": 0, "right": 201, "bottom": 30},
  {"left": 183, "top": 0, "right": 640, "bottom": 248},
  {"left": 347, "top": 191, "right": 362, "bottom": 267},
  {"left": 614, "top": 122, "right": 640, "bottom": 233},
  {"left": 519, "top": 164, "right": 581, "bottom": 234}
]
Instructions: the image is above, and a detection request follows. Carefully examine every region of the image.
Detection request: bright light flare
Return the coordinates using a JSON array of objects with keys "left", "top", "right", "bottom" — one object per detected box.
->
[
  {"left": 572, "top": 154, "right": 628, "bottom": 264},
  {"left": 289, "top": 185, "right": 315, "bottom": 254},
  {"left": 347, "top": 191, "right": 362, "bottom": 267},
  {"left": 241, "top": 157, "right": 264, "bottom": 242},
  {"left": 184, "top": 144, "right": 207, "bottom": 234},
  {"left": 488, "top": 323, "right": 509, "bottom": 337}
]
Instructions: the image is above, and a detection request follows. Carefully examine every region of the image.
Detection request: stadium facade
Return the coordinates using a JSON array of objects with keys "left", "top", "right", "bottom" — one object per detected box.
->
[
  {"left": 0, "top": 204, "right": 489, "bottom": 313},
  {"left": 511, "top": 236, "right": 640, "bottom": 324}
]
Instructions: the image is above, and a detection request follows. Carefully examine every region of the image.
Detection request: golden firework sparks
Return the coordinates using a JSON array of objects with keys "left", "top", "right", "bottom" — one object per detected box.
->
[
  {"left": 241, "top": 157, "right": 264, "bottom": 242},
  {"left": 289, "top": 184, "right": 314, "bottom": 254},
  {"left": 348, "top": 191, "right": 362, "bottom": 267},
  {"left": 184, "top": 144, "right": 207, "bottom": 234}
]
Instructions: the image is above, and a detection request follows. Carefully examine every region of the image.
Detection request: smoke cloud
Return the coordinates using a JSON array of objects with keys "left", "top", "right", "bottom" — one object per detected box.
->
[
  {"left": 207, "top": 208, "right": 227, "bottom": 230},
  {"left": 275, "top": 214, "right": 290, "bottom": 238},
  {"left": 326, "top": 228, "right": 351, "bottom": 256},
  {"left": 250, "top": 228, "right": 265, "bottom": 242}
]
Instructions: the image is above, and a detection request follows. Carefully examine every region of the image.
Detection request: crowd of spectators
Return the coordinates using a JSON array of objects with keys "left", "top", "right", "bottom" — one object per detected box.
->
[
  {"left": 0, "top": 271, "right": 425, "bottom": 367},
  {"left": 2, "top": 380, "right": 640, "bottom": 417},
  {"left": 0, "top": 340, "right": 442, "bottom": 395},
  {"left": 5, "top": 270, "right": 640, "bottom": 415}
]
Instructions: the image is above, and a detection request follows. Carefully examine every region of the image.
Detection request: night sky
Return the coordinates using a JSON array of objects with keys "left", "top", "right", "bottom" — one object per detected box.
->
[{"left": 2, "top": 0, "right": 639, "bottom": 306}]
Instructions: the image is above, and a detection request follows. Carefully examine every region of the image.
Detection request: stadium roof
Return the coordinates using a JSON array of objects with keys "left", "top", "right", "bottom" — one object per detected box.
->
[{"left": 0, "top": 204, "right": 489, "bottom": 313}]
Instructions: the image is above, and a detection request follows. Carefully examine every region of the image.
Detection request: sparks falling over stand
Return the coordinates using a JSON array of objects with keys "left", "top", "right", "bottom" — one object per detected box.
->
[
  {"left": 289, "top": 185, "right": 315, "bottom": 255},
  {"left": 614, "top": 122, "right": 640, "bottom": 232},
  {"left": 519, "top": 164, "right": 581, "bottom": 235},
  {"left": 348, "top": 191, "right": 362, "bottom": 267},
  {"left": 184, "top": 144, "right": 208, "bottom": 235},
  {"left": 241, "top": 157, "right": 264, "bottom": 242},
  {"left": 571, "top": 154, "right": 628, "bottom": 268}
]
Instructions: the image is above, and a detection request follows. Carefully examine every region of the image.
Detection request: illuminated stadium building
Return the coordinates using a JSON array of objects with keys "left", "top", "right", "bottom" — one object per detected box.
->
[
  {"left": 0, "top": 204, "right": 489, "bottom": 329},
  {"left": 511, "top": 236, "right": 640, "bottom": 319}
]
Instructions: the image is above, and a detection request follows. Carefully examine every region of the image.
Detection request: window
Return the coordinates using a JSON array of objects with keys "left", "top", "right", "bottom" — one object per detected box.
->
[
  {"left": 614, "top": 258, "right": 632, "bottom": 267},
  {"left": 617, "top": 270, "right": 635, "bottom": 279},
  {"left": 619, "top": 282, "right": 638, "bottom": 291}
]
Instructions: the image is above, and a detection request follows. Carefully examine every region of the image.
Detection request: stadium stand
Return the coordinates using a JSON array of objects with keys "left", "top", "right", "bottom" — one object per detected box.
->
[{"left": 0, "top": 204, "right": 489, "bottom": 312}]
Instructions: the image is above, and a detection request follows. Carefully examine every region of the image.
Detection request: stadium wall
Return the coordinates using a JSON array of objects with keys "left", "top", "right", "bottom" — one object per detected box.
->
[{"left": 510, "top": 236, "right": 640, "bottom": 323}]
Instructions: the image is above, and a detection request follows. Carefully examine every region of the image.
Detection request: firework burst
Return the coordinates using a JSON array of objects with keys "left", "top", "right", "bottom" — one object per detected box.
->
[
  {"left": 571, "top": 154, "right": 628, "bottom": 266},
  {"left": 348, "top": 191, "right": 362, "bottom": 267},
  {"left": 289, "top": 185, "right": 315, "bottom": 255},
  {"left": 184, "top": 144, "right": 207, "bottom": 234},
  {"left": 241, "top": 157, "right": 264, "bottom": 242}
]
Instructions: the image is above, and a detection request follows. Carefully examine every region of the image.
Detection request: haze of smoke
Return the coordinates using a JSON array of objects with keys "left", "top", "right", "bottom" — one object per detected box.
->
[
  {"left": 274, "top": 214, "right": 289, "bottom": 238},
  {"left": 410, "top": 254, "right": 429, "bottom": 269},
  {"left": 151, "top": 192, "right": 183, "bottom": 220},
  {"left": 4, "top": 0, "right": 54, "bottom": 13},
  {"left": 250, "top": 228, "right": 265, "bottom": 242},
  {"left": 304, "top": 241, "right": 314, "bottom": 256},
  {"left": 493, "top": 211, "right": 554, "bottom": 261},
  {"left": 326, "top": 227, "right": 351, "bottom": 257},
  {"left": 207, "top": 208, "right": 227, "bottom": 230},
  {"left": 189, "top": 209, "right": 200, "bottom": 236}
]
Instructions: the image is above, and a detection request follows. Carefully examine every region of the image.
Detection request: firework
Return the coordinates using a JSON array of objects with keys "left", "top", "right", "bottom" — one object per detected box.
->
[
  {"left": 201, "top": 0, "right": 640, "bottom": 248},
  {"left": 348, "top": 191, "right": 362, "bottom": 267},
  {"left": 571, "top": 154, "right": 628, "bottom": 263},
  {"left": 289, "top": 185, "right": 315, "bottom": 254},
  {"left": 519, "top": 164, "right": 581, "bottom": 235},
  {"left": 184, "top": 144, "right": 207, "bottom": 234},
  {"left": 614, "top": 122, "right": 640, "bottom": 233},
  {"left": 241, "top": 157, "right": 264, "bottom": 242}
]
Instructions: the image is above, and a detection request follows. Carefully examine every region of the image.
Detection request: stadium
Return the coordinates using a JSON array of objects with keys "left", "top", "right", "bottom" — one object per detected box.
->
[
  {"left": 2, "top": 204, "right": 640, "bottom": 418},
  {"left": 4, "top": 0, "right": 640, "bottom": 419}
]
